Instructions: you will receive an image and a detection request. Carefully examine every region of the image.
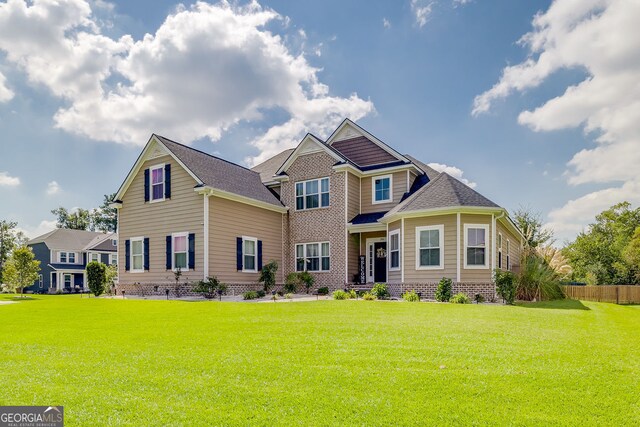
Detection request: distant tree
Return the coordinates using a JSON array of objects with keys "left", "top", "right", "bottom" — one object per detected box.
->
[
  {"left": 51, "top": 207, "right": 93, "bottom": 231},
  {"left": 0, "top": 220, "right": 21, "bottom": 284},
  {"left": 513, "top": 207, "right": 554, "bottom": 248},
  {"left": 93, "top": 193, "right": 117, "bottom": 233},
  {"left": 4, "top": 246, "right": 41, "bottom": 297},
  {"left": 564, "top": 202, "right": 640, "bottom": 285},
  {"left": 86, "top": 261, "right": 107, "bottom": 296}
]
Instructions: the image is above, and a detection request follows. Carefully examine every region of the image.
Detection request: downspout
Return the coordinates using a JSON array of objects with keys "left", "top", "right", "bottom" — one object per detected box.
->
[
  {"left": 203, "top": 191, "right": 210, "bottom": 280},
  {"left": 401, "top": 217, "right": 405, "bottom": 285},
  {"left": 456, "top": 212, "right": 461, "bottom": 283},
  {"left": 344, "top": 171, "right": 349, "bottom": 285}
]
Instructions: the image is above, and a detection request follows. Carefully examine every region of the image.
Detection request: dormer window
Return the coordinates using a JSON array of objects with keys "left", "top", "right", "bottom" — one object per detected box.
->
[
  {"left": 150, "top": 164, "right": 165, "bottom": 201},
  {"left": 373, "top": 175, "right": 392, "bottom": 203}
]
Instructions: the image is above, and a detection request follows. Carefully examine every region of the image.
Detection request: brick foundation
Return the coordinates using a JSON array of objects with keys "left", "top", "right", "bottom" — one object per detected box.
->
[{"left": 387, "top": 282, "right": 496, "bottom": 301}]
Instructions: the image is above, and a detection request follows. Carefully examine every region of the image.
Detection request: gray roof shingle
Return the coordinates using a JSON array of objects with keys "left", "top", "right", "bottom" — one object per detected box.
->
[
  {"left": 404, "top": 154, "right": 441, "bottom": 181},
  {"left": 155, "top": 135, "right": 283, "bottom": 207},
  {"left": 387, "top": 172, "right": 500, "bottom": 216},
  {"left": 28, "top": 229, "right": 107, "bottom": 251},
  {"left": 251, "top": 148, "right": 294, "bottom": 183}
]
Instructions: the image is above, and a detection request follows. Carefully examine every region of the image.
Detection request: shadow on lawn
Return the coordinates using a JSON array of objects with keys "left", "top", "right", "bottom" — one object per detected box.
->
[
  {"left": 0, "top": 294, "right": 42, "bottom": 302},
  {"left": 515, "top": 299, "right": 590, "bottom": 311}
]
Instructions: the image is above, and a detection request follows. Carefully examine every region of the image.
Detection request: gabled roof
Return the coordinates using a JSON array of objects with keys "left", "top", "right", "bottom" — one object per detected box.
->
[
  {"left": 83, "top": 232, "right": 117, "bottom": 252},
  {"left": 115, "top": 135, "right": 283, "bottom": 209},
  {"left": 404, "top": 155, "right": 441, "bottom": 181},
  {"left": 28, "top": 229, "right": 106, "bottom": 251},
  {"left": 251, "top": 148, "right": 294, "bottom": 183},
  {"left": 332, "top": 136, "right": 399, "bottom": 168},
  {"left": 275, "top": 133, "right": 349, "bottom": 176},
  {"left": 385, "top": 172, "right": 500, "bottom": 218}
]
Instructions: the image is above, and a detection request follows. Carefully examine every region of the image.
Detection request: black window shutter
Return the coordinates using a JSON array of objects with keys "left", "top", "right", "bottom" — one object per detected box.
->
[
  {"left": 125, "top": 239, "right": 130, "bottom": 271},
  {"left": 143, "top": 237, "right": 150, "bottom": 271},
  {"left": 236, "top": 237, "right": 243, "bottom": 271},
  {"left": 144, "top": 168, "right": 150, "bottom": 202},
  {"left": 257, "top": 240, "right": 263, "bottom": 271},
  {"left": 164, "top": 164, "right": 171, "bottom": 199},
  {"left": 188, "top": 233, "right": 195, "bottom": 270},
  {"left": 166, "top": 236, "right": 172, "bottom": 270}
]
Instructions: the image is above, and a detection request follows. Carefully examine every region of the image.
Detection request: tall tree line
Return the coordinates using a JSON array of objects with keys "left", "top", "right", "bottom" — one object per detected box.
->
[{"left": 51, "top": 193, "right": 117, "bottom": 233}]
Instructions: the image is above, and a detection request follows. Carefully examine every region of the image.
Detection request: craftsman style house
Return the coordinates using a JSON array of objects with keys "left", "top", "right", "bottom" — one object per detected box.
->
[
  {"left": 26, "top": 229, "right": 117, "bottom": 293},
  {"left": 113, "top": 119, "right": 522, "bottom": 298}
]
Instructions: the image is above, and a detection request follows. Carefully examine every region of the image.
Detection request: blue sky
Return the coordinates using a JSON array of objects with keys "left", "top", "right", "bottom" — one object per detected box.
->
[{"left": 1, "top": 0, "right": 638, "bottom": 244}]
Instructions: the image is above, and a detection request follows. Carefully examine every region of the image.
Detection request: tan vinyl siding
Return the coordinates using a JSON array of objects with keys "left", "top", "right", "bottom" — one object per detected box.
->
[
  {"left": 346, "top": 171, "right": 361, "bottom": 281},
  {"left": 388, "top": 220, "right": 401, "bottom": 283},
  {"left": 209, "top": 196, "right": 283, "bottom": 284},
  {"left": 460, "top": 213, "right": 493, "bottom": 283},
  {"left": 119, "top": 154, "right": 204, "bottom": 285},
  {"left": 404, "top": 215, "right": 457, "bottom": 282},
  {"left": 361, "top": 170, "right": 409, "bottom": 214}
]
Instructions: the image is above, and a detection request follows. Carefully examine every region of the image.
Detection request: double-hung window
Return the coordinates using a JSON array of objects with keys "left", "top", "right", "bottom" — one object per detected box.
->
[
  {"left": 295, "top": 178, "right": 329, "bottom": 210},
  {"left": 497, "top": 233, "right": 503, "bottom": 269},
  {"left": 465, "top": 224, "right": 489, "bottom": 268},
  {"left": 150, "top": 164, "right": 165, "bottom": 202},
  {"left": 506, "top": 240, "right": 511, "bottom": 271},
  {"left": 131, "top": 237, "right": 144, "bottom": 272},
  {"left": 373, "top": 175, "right": 392, "bottom": 203},
  {"left": 389, "top": 230, "right": 400, "bottom": 270},
  {"left": 172, "top": 233, "right": 188, "bottom": 271},
  {"left": 68, "top": 252, "right": 76, "bottom": 263},
  {"left": 416, "top": 225, "right": 444, "bottom": 269},
  {"left": 59, "top": 252, "right": 67, "bottom": 263},
  {"left": 110, "top": 253, "right": 118, "bottom": 266},
  {"left": 242, "top": 237, "right": 257, "bottom": 272},
  {"left": 296, "top": 242, "right": 330, "bottom": 272},
  {"left": 90, "top": 253, "right": 100, "bottom": 263},
  {"left": 64, "top": 274, "right": 72, "bottom": 288}
]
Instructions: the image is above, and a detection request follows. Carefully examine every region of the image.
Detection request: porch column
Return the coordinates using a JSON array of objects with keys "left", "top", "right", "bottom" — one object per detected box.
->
[{"left": 83, "top": 271, "right": 88, "bottom": 290}]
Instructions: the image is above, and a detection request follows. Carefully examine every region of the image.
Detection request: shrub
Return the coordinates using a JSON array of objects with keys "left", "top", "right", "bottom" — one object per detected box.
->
[
  {"left": 450, "top": 293, "right": 471, "bottom": 304},
  {"left": 371, "top": 283, "right": 389, "bottom": 300},
  {"left": 347, "top": 289, "right": 357, "bottom": 299},
  {"left": 193, "top": 276, "right": 227, "bottom": 299},
  {"left": 258, "top": 261, "right": 278, "bottom": 292},
  {"left": 402, "top": 290, "right": 420, "bottom": 302},
  {"left": 495, "top": 269, "right": 517, "bottom": 304},
  {"left": 317, "top": 286, "right": 329, "bottom": 295},
  {"left": 243, "top": 291, "right": 259, "bottom": 300},
  {"left": 332, "top": 290, "right": 348, "bottom": 300},
  {"left": 299, "top": 271, "right": 315, "bottom": 294},
  {"left": 256, "top": 290, "right": 266, "bottom": 298},
  {"left": 284, "top": 272, "right": 300, "bottom": 294},
  {"left": 474, "top": 293, "right": 485, "bottom": 304},
  {"left": 516, "top": 250, "right": 565, "bottom": 301},
  {"left": 362, "top": 291, "right": 376, "bottom": 301},
  {"left": 435, "top": 277, "right": 452, "bottom": 302},
  {"left": 86, "top": 261, "right": 107, "bottom": 296},
  {"left": 284, "top": 293, "right": 294, "bottom": 299}
]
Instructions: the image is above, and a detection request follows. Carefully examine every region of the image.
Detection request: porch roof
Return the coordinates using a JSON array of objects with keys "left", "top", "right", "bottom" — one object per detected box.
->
[
  {"left": 349, "top": 211, "right": 387, "bottom": 225},
  {"left": 48, "top": 264, "right": 86, "bottom": 271}
]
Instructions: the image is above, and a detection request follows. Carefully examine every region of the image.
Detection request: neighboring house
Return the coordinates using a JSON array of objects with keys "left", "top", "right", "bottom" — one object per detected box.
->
[
  {"left": 26, "top": 229, "right": 118, "bottom": 293},
  {"left": 113, "top": 118, "right": 522, "bottom": 298}
]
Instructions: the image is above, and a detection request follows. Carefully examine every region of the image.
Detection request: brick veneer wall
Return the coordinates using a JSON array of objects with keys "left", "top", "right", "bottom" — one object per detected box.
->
[
  {"left": 117, "top": 282, "right": 269, "bottom": 298},
  {"left": 387, "top": 282, "right": 496, "bottom": 301},
  {"left": 280, "top": 152, "right": 347, "bottom": 287}
]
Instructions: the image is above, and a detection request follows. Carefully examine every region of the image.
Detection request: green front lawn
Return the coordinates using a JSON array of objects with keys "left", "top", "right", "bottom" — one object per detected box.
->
[{"left": 0, "top": 296, "right": 638, "bottom": 426}]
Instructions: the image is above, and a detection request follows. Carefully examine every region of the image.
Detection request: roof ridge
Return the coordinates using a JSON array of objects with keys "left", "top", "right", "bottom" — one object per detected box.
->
[{"left": 155, "top": 134, "right": 258, "bottom": 175}]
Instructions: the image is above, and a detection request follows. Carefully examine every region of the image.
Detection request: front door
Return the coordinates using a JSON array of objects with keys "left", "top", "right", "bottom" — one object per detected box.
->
[{"left": 373, "top": 242, "right": 387, "bottom": 283}]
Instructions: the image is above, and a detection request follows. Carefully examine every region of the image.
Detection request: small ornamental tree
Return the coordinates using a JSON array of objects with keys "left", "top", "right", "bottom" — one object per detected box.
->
[
  {"left": 258, "top": 261, "right": 278, "bottom": 292},
  {"left": 298, "top": 271, "right": 315, "bottom": 294},
  {"left": 435, "top": 277, "right": 452, "bottom": 302},
  {"left": 495, "top": 269, "right": 517, "bottom": 305},
  {"left": 4, "top": 246, "right": 40, "bottom": 297},
  {"left": 87, "top": 261, "right": 107, "bottom": 296},
  {"left": 194, "top": 276, "right": 227, "bottom": 299},
  {"left": 284, "top": 272, "right": 300, "bottom": 294}
]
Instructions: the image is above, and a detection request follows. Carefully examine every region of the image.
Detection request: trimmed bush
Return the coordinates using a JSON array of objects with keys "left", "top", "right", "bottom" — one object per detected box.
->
[
  {"left": 474, "top": 293, "right": 485, "bottom": 304},
  {"left": 258, "top": 261, "right": 278, "bottom": 292},
  {"left": 332, "top": 290, "right": 348, "bottom": 300},
  {"left": 347, "top": 289, "right": 357, "bottom": 299},
  {"left": 317, "top": 287, "right": 329, "bottom": 296},
  {"left": 256, "top": 290, "right": 266, "bottom": 298},
  {"left": 284, "top": 272, "right": 300, "bottom": 294},
  {"left": 450, "top": 293, "right": 471, "bottom": 304},
  {"left": 362, "top": 291, "right": 376, "bottom": 300},
  {"left": 435, "top": 277, "right": 452, "bottom": 302},
  {"left": 193, "top": 276, "right": 227, "bottom": 299},
  {"left": 495, "top": 269, "right": 517, "bottom": 304},
  {"left": 402, "top": 290, "right": 420, "bottom": 302},
  {"left": 299, "top": 271, "right": 315, "bottom": 294},
  {"left": 86, "top": 261, "right": 107, "bottom": 296},
  {"left": 242, "top": 291, "right": 259, "bottom": 300},
  {"left": 371, "top": 283, "right": 389, "bottom": 300}
]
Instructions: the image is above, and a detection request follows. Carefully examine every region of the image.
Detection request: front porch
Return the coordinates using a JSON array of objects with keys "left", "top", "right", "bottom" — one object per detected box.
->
[{"left": 49, "top": 266, "right": 87, "bottom": 293}]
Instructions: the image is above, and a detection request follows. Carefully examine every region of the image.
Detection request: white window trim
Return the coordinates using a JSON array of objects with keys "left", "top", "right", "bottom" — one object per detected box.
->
[
  {"left": 295, "top": 242, "right": 330, "bottom": 272},
  {"left": 149, "top": 163, "right": 166, "bottom": 203},
  {"left": 110, "top": 253, "right": 118, "bottom": 265},
  {"left": 38, "top": 274, "right": 43, "bottom": 289},
  {"left": 172, "top": 232, "right": 190, "bottom": 272},
  {"left": 506, "top": 239, "right": 511, "bottom": 271},
  {"left": 497, "top": 232, "right": 503, "bottom": 269},
  {"left": 464, "top": 224, "right": 490, "bottom": 269},
  {"left": 372, "top": 174, "right": 393, "bottom": 204},
  {"left": 294, "top": 177, "right": 330, "bottom": 211},
  {"left": 241, "top": 236, "right": 258, "bottom": 273},
  {"left": 112, "top": 239, "right": 117, "bottom": 247},
  {"left": 64, "top": 274, "right": 72, "bottom": 288},
  {"left": 388, "top": 229, "right": 401, "bottom": 271},
  {"left": 89, "top": 252, "right": 101, "bottom": 263},
  {"left": 58, "top": 251, "right": 78, "bottom": 264},
  {"left": 130, "top": 236, "right": 145, "bottom": 273},
  {"left": 415, "top": 225, "right": 445, "bottom": 270}
]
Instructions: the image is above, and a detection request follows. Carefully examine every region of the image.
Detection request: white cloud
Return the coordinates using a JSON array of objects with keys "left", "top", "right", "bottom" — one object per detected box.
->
[
  {"left": 0, "top": 0, "right": 373, "bottom": 163},
  {"left": 0, "top": 71, "right": 13, "bottom": 102},
  {"left": 473, "top": 0, "right": 640, "bottom": 240},
  {"left": 17, "top": 220, "right": 57, "bottom": 240},
  {"left": 0, "top": 171, "right": 20, "bottom": 187},
  {"left": 411, "top": 0, "right": 435, "bottom": 27},
  {"left": 427, "top": 162, "right": 477, "bottom": 188},
  {"left": 46, "top": 181, "right": 61, "bottom": 195},
  {"left": 453, "top": 0, "right": 472, "bottom": 6},
  {"left": 383, "top": 18, "right": 391, "bottom": 29}
]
